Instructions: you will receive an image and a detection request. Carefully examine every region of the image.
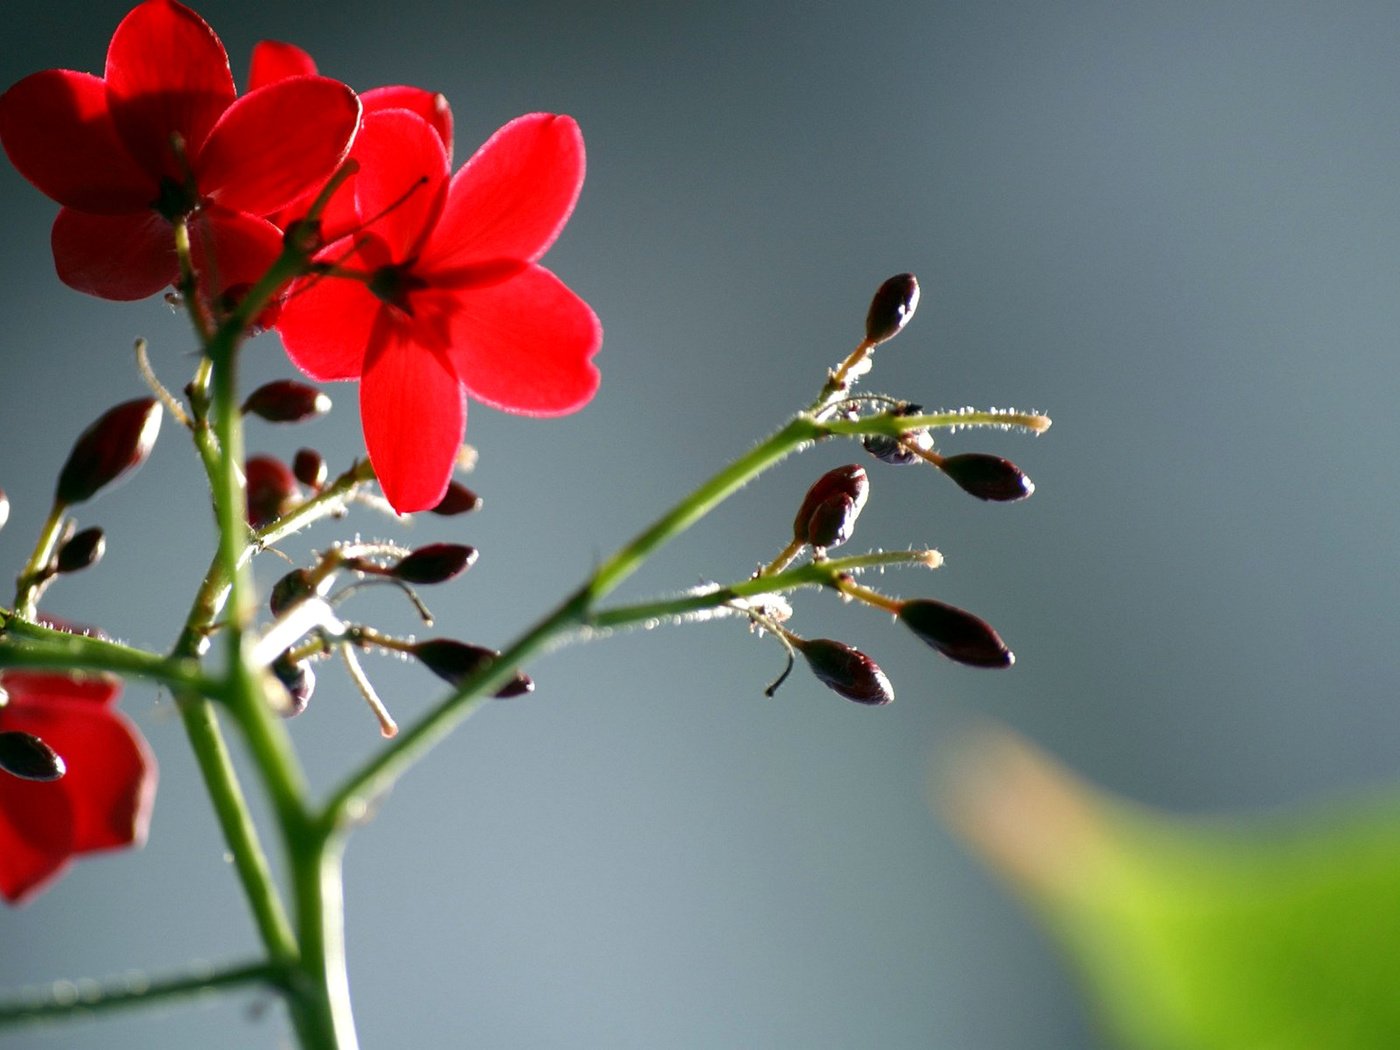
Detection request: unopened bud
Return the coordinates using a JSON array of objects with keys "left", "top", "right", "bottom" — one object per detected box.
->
[
  {"left": 241, "top": 381, "right": 331, "bottom": 423},
  {"left": 56, "top": 526, "right": 106, "bottom": 574},
  {"left": 292, "top": 448, "right": 327, "bottom": 489},
  {"left": 897, "top": 599, "right": 1014, "bottom": 668},
  {"left": 55, "top": 398, "right": 163, "bottom": 506},
  {"left": 412, "top": 639, "right": 534, "bottom": 698},
  {"left": 799, "top": 638, "right": 894, "bottom": 705},
  {"left": 389, "top": 543, "right": 478, "bottom": 585},
  {"left": 864, "top": 273, "right": 920, "bottom": 345},
  {"left": 270, "top": 568, "right": 316, "bottom": 617},
  {"left": 937, "top": 453, "right": 1034, "bottom": 502},
  {"left": 0, "top": 730, "right": 65, "bottom": 781},
  {"left": 272, "top": 653, "right": 315, "bottom": 717},
  {"left": 793, "top": 464, "right": 869, "bottom": 549},
  {"left": 245, "top": 455, "right": 300, "bottom": 528},
  {"left": 430, "top": 481, "right": 483, "bottom": 516},
  {"left": 863, "top": 403, "right": 930, "bottom": 466},
  {"left": 0, "top": 487, "right": 8, "bottom": 532}
]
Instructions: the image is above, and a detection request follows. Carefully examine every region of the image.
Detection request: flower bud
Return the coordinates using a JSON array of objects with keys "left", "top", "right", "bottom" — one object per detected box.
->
[
  {"left": 862, "top": 403, "right": 928, "bottom": 466},
  {"left": 412, "top": 639, "right": 534, "bottom": 698},
  {"left": 799, "top": 638, "right": 894, "bottom": 705},
  {"left": 793, "top": 464, "right": 869, "bottom": 549},
  {"left": 55, "top": 398, "right": 162, "bottom": 506},
  {"left": 430, "top": 481, "right": 483, "bottom": 516},
  {"left": 56, "top": 526, "right": 106, "bottom": 574},
  {"left": 864, "top": 273, "right": 920, "bottom": 345},
  {"left": 389, "top": 543, "right": 478, "bottom": 585},
  {"left": 897, "top": 599, "right": 1014, "bottom": 668},
  {"left": 270, "top": 568, "right": 316, "bottom": 617},
  {"left": 241, "top": 380, "right": 331, "bottom": 423},
  {"left": 938, "top": 453, "right": 1034, "bottom": 502},
  {"left": 293, "top": 448, "right": 327, "bottom": 490},
  {"left": 0, "top": 731, "right": 65, "bottom": 782},
  {"left": 0, "top": 487, "right": 9, "bottom": 532},
  {"left": 245, "top": 455, "right": 299, "bottom": 528},
  {"left": 272, "top": 653, "right": 315, "bottom": 717}
]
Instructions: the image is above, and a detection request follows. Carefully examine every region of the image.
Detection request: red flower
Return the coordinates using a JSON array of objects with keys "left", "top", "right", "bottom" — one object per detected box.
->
[
  {"left": 0, "top": 0, "right": 359, "bottom": 303},
  {"left": 0, "top": 669, "right": 156, "bottom": 904},
  {"left": 277, "top": 109, "right": 602, "bottom": 512}
]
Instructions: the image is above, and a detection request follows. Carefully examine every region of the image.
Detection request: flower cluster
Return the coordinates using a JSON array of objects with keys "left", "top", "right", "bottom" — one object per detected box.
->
[{"left": 0, "top": 0, "right": 601, "bottom": 512}]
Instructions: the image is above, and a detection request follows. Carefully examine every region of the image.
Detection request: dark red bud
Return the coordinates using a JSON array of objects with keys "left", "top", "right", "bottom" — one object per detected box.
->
[
  {"left": 430, "top": 481, "right": 483, "bottom": 516},
  {"left": 793, "top": 464, "right": 869, "bottom": 549},
  {"left": 864, "top": 273, "right": 920, "bottom": 344},
  {"left": 270, "top": 568, "right": 316, "bottom": 617},
  {"left": 0, "top": 731, "right": 66, "bottom": 781},
  {"left": 292, "top": 448, "right": 327, "bottom": 489},
  {"left": 272, "top": 653, "right": 315, "bottom": 717},
  {"left": 412, "top": 639, "right": 534, "bottom": 698},
  {"left": 56, "top": 526, "right": 106, "bottom": 574},
  {"left": 241, "top": 381, "right": 331, "bottom": 423},
  {"left": 937, "top": 453, "right": 1034, "bottom": 502},
  {"left": 862, "top": 403, "right": 925, "bottom": 466},
  {"left": 897, "top": 599, "right": 1014, "bottom": 668},
  {"left": 799, "top": 638, "right": 894, "bottom": 705},
  {"left": 55, "top": 398, "right": 163, "bottom": 506},
  {"left": 389, "top": 543, "right": 478, "bottom": 585},
  {"left": 245, "top": 455, "right": 300, "bottom": 528}
]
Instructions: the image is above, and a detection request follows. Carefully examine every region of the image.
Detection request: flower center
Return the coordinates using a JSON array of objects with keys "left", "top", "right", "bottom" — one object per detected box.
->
[
  {"left": 152, "top": 176, "right": 200, "bottom": 222},
  {"left": 368, "top": 264, "right": 428, "bottom": 312}
]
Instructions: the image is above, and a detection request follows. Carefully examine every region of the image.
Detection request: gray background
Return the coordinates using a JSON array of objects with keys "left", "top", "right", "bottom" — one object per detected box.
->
[{"left": 2, "top": 1, "right": 1399, "bottom": 1047}]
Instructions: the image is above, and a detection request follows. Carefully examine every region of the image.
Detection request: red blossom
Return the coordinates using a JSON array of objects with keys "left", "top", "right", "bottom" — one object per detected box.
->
[
  {"left": 0, "top": 0, "right": 360, "bottom": 303},
  {"left": 0, "top": 668, "right": 156, "bottom": 904},
  {"left": 277, "top": 109, "right": 602, "bottom": 512}
]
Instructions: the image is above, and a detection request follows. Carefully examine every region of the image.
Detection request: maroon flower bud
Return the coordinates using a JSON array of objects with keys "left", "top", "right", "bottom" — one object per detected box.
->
[
  {"left": 412, "top": 639, "right": 534, "bottom": 698},
  {"left": 793, "top": 464, "right": 869, "bottom": 549},
  {"left": 938, "top": 453, "right": 1034, "bottom": 502},
  {"left": 270, "top": 568, "right": 316, "bottom": 617},
  {"left": 272, "top": 653, "right": 315, "bottom": 717},
  {"left": 389, "top": 543, "right": 478, "bottom": 585},
  {"left": 799, "top": 638, "right": 894, "bottom": 705},
  {"left": 0, "top": 731, "right": 65, "bottom": 782},
  {"left": 864, "top": 273, "right": 920, "bottom": 345},
  {"left": 241, "top": 380, "right": 331, "bottom": 423},
  {"left": 0, "top": 487, "right": 9, "bottom": 532},
  {"left": 245, "top": 455, "right": 300, "bottom": 528},
  {"left": 430, "top": 481, "right": 483, "bottom": 516},
  {"left": 55, "top": 526, "right": 106, "bottom": 574},
  {"left": 897, "top": 599, "right": 1014, "bottom": 668},
  {"left": 862, "top": 403, "right": 926, "bottom": 466},
  {"left": 55, "top": 398, "right": 162, "bottom": 506},
  {"left": 292, "top": 448, "right": 327, "bottom": 490}
]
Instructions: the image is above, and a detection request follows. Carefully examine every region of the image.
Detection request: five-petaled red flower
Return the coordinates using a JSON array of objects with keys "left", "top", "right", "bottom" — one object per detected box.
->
[
  {"left": 277, "top": 108, "right": 602, "bottom": 512},
  {"left": 0, "top": 668, "right": 156, "bottom": 904},
  {"left": 0, "top": 0, "right": 359, "bottom": 303}
]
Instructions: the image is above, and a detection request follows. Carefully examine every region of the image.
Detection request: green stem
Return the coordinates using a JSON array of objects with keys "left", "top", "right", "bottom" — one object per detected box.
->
[
  {"left": 288, "top": 833, "right": 357, "bottom": 1050},
  {"left": 0, "top": 614, "right": 213, "bottom": 694},
  {"left": 12, "top": 501, "right": 66, "bottom": 620},
  {"left": 0, "top": 960, "right": 283, "bottom": 1028}
]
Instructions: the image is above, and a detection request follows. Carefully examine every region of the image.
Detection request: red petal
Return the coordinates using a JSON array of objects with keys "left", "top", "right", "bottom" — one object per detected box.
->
[
  {"left": 362, "top": 86, "right": 453, "bottom": 164},
  {"left": 51, "top": 207, "right": 177, "bottom": 300},
  {"left": 277, "top": 262, "right": 383, "bottom": 381},
  {"left": 1, "top": 697, "right": 155, "bottom": 855},
  {"left": 347, "top": 109, "right": 449, "bottom": 259},
  {"left": 0, "top": 778, "right": 74, "bottom": 905},
  {"left": 0, "top": 71, "right": 155, "bottom": 213},
  {"left": 2, "top": 671, "right": 120, "bottom": 707},
  {"left": 360, "top": 317, "right": 465, "bottom": 512},
  {"left": 423, "top": 113, "right": 584, "bottom": 270},
  {"left": 105, "top": 0, "right": 236, "bottom": 181},
  {"left": 196, "top": 76, "right": 360, "bottom": 215},
  {"left": 442, "top": 264, "right": 601, "bottom": 415},
  {"left": 188, "top": 205, "right": 284, "bottom": 311},
  {"left": 247, "top": 41, "right": 318, "bottom": 91}
]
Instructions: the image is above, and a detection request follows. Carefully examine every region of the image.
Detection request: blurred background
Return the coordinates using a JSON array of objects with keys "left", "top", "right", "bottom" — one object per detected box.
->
[{"left": 2, "top": 1, "right": 1399, "bottom": 1047}]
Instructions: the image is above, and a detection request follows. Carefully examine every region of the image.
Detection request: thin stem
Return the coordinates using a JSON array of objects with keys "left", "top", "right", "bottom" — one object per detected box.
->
[
  {"left": 13, "top": 502, "right": 66, "bottom": 620},
  {"left": 0, "top": 614, "right": 213, "bottom": 695},
  {"left": 0, "top": 960, "right": 283, "bottom": 1028},
  {"left": 288, "top": 833, "right": 357, "bottom": 1050}
]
